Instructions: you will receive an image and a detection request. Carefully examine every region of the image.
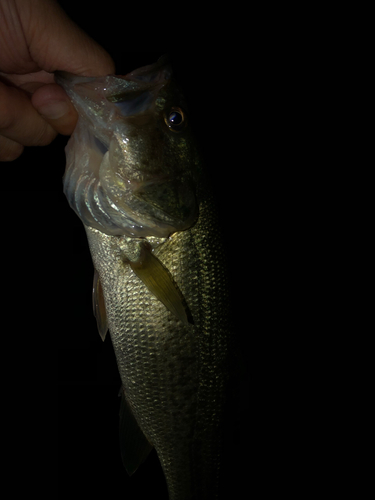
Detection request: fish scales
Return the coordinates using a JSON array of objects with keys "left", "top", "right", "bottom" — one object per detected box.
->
[
  {"left": 85, "top": 192, "right": 230, "bottom": 499},
  {"left": 57, "top": 56, "right": 231, "bottom": 500}
]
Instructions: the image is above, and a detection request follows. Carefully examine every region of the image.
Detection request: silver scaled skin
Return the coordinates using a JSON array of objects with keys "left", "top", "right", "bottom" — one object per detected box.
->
[{"left": 57, "top": 58, "right": 231, "bottom": 500}]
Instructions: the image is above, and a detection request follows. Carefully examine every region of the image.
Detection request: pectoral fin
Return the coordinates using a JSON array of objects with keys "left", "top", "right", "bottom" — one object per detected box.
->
[
  {"left": 119, "top": 388, "right": 153, "bottom": 476},
  {"left": 92, "top": 270, "right": 108, "bottom": 341},
  {"left": 128, "top": 243, "right": 194, "bottom": 326}
]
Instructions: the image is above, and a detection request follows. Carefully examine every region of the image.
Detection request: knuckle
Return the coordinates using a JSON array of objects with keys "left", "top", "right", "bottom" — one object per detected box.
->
[
  {"left": 0, "top": 99, "right": 16, "bottom": 132},
  {"left": 32, "top": 124, "right": 58, "bottom": 147},
  {"left": 0, "top": 136, "right": 24, "bottom": 162},
  {"left": 0, "top": 84, "right": 57, "bottom": 147}
]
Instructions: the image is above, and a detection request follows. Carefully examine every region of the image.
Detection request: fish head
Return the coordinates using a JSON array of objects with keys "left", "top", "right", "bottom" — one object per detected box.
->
[{"left": 56, "top": 57, "right": 200, "bottom": 237}]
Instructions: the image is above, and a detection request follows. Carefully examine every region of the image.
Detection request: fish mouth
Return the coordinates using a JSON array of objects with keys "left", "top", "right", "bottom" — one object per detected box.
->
[{"left": 55, "top": 56, "right": 172, "bottom": 122}]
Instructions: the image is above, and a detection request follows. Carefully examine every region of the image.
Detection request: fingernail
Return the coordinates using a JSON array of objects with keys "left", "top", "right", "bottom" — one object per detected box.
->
[{"left": 37, "top": 100, "right": 70, "bottom": 120}]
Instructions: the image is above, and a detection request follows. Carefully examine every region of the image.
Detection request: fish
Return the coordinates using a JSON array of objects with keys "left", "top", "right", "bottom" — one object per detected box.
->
[{"left": 56, "top": 56, "right": 231, "bottom": 500}]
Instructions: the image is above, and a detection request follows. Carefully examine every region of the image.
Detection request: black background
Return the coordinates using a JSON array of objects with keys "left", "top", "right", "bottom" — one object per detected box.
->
[{"left": 2, "top": 3, "right": 251, "bottom": 498}]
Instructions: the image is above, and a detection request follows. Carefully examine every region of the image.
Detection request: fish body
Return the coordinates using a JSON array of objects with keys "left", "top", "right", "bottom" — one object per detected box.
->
[{"left": 57, "top": 58, "right": 231, "bottom": 500}]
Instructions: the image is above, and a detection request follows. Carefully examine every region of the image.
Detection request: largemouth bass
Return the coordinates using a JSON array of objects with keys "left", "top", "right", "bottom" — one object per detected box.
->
[{"left": 56, "top": 57, "right": 231, "bottom": 500}]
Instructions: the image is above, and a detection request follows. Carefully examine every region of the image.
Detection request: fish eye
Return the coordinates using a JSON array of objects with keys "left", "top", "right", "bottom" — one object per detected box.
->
[{"left": 165, "top": 107, "right": 186, "bottom": 132}]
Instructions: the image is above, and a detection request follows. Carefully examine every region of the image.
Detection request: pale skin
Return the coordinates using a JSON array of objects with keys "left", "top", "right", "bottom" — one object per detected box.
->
[{"left": 0, "top": 0, "right": 115, "bottom": 161}]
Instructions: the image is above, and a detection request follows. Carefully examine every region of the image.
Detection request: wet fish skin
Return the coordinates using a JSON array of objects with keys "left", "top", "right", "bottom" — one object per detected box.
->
[{"left": 58, "top": 58, "right": 231, "bottom": 500}]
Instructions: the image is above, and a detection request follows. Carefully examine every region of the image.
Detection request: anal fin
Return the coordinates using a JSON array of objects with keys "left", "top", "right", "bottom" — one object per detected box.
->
[
  {"left": 119, "top": 388, "right": 153, "bottom": 476},
  {"left": 92, "top": 270, "right": 108, "bottom": 341}
]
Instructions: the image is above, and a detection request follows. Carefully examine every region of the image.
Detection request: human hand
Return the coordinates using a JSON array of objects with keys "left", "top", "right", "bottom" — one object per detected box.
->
[{"left": 0, "top": 0, "right": 115, "bottom": 161}]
